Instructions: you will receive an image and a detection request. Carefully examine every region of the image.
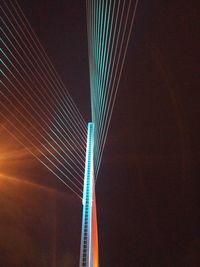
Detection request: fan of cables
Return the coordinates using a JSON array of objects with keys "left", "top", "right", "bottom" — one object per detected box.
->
[
  {"left": 0, "top": 0, "right": 139, "bottom": 198},
  {"left": 0, "top": 0, "right": 87, "bottom": 199},
  {"left": 86, "top": 0, "right": 139, "bottom": 179}
]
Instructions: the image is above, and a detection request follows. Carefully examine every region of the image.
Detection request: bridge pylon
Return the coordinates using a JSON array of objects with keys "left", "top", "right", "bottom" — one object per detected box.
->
[{"left": 79, "top": 123, "right": 99, "bottom": 267}]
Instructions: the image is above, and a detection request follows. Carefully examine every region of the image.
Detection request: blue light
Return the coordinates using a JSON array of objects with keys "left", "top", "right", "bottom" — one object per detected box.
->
[{"left": 80, "top": 123, "right": 98, "bottom": 267}]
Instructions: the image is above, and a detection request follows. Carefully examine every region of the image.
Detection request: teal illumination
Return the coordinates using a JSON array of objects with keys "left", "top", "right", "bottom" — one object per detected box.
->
[{"left": 80, "top": 122, "right": 96, "bottom": 266}]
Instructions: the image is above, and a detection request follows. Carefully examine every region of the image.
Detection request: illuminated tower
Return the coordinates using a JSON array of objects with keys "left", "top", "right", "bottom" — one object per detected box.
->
[{"left": 79, "top": 123, "right": 99, "bottom": 267}]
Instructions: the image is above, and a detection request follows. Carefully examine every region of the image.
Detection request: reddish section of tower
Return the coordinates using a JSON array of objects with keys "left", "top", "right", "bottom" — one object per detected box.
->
[{"left": 91, "top": 187, "right": 99, "bottom": 267}]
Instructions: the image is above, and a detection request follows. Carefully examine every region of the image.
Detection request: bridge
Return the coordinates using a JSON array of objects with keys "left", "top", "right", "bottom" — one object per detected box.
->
[{"left": 1, "top": 0, "right": 138, "bottom": 266}]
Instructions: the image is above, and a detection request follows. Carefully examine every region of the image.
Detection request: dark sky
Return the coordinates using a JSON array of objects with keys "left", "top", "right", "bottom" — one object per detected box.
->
[{"left": 0, "top": 0, "right": 199, "bottom": 266}]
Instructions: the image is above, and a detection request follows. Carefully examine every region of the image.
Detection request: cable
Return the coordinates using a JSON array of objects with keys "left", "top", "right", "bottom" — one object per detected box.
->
[
  {"left": 1, "top": 124, "right": 82, "bottom": 200},
  {"left": 3, "top": 0, "right": 87, "bottom": 134},
  {"left": 96, "top": 0, "right": 139, "bottom": 177},
  {"left": 0, "top": 81, "right": 84, "bottom": 185},
  {"left": 86, "top": 0, "right": 139, "bottom": 178},
  {"left": 1, "top": 38, "right": 86, "bottom": 162},
  {"left": 1, "top": 66, "right": 85, "bottom": 180},
  {"left": 0, "top": 111, "right": 83, "bottom": 194},
  {"left": 0, "top": 8, "right": 87, "bottom": 146}
]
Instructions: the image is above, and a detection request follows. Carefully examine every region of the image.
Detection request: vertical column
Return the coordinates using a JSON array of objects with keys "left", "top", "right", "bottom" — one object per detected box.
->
[{"left": 79, "top": 122, "right": 99, "bottom": 267}]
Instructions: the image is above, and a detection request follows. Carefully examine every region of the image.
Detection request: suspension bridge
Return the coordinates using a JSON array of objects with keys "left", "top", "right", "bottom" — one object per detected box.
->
[{"left": 0, "top": 0, "right": 138, "bottom": 265}]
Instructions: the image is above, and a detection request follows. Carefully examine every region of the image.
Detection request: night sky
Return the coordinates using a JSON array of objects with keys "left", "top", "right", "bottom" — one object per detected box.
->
[{"left": 0, "top": 0, "right": 199, "bottom": 266}]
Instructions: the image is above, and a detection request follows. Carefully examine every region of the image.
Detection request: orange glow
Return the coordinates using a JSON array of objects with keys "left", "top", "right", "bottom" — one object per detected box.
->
[
  {"left": 0, "top": 124, "right": 58, "bottom": 192},
  {"left": 92, "top": 188, "right": 99, "bottom": 267},
  {"left": 0, "top": 173, "right": 56, "bottom": 193}
]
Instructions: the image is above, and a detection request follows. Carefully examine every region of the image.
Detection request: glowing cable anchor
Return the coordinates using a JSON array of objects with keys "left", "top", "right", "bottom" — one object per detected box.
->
[{"left": 79, "top": 122, "right": 99, "bottom": 267}]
